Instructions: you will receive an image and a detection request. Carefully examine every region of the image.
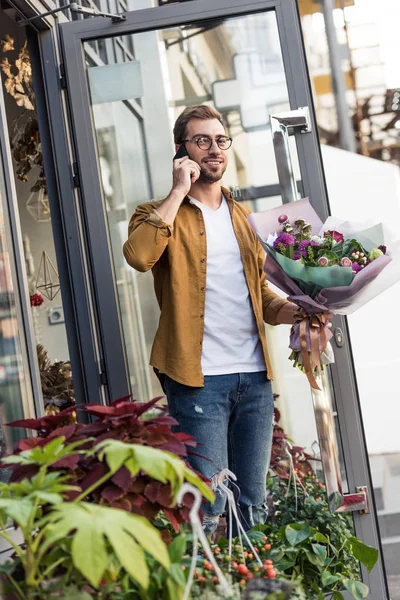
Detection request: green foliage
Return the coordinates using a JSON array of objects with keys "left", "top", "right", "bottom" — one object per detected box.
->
[
  {"left": 0, "top": 436, "right": 211, "bottom": 599},
  {"left": 96, "top": 438, "right": 214, "bottom": 504},
  {"left": 262, "top": 476, "right": 378, "bottom": 600}
]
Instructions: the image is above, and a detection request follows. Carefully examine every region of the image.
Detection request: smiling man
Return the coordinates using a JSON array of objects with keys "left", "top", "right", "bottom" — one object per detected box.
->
[{"left": 123, "top": 105, "right": 301, "bottom": 536}]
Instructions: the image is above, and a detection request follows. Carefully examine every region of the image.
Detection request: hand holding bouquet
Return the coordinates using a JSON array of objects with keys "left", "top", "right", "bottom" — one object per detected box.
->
[{"left": 248, "top": 198, "right": 400, "bottom": 390}]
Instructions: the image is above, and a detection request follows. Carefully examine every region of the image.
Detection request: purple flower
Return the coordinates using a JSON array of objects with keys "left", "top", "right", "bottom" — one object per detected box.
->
[
  {"left": 278, "top": 214, "right": 288, "bottom": 224},
  {"left": 273, "top": 233, "right": 295, "bottom": 250},
  {"left": 378, "top": 245, "right": 387, "bottom": 254},
  {"left": 352, "top": 263, "right": 362, "bottom": 273},
  {"left": 293, "top": 251, "right": 302, "bottom": 261},
  {"left": 297, "top": 239, "right": 319, "bottom": 257},
  {"left": 318, "top": 256, "right": 329, "bottom": 267},
  {"left": 341, "top": 257, "right": 352, "bottom": 267},
  {"left": 324, "top": 230, "right": 345, "bottom": 244}
]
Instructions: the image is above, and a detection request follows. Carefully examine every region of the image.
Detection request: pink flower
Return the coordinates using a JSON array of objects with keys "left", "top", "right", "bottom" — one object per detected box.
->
[
  {"left": 318, "top": 256, "right": 329, "bottom": 267},
  {"left": 352, "top": 263, "right": 362, "bottom": 274},
  {"left": 341, "top": 257, "right": 352, "bottom": 267},
  {"left": 278, "top": 214, "right": 288, "bottom": 224},
  {"left": 324, "top": 230, "right": 344, "bottom": 244}
]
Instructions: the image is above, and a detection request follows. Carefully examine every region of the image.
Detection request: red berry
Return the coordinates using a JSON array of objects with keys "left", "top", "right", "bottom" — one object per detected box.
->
[
  {"left": 240, "top": 579, "right": 246, "bottom": 585},
  {"left": 232, "top": 561, "right": 238, "bottom": 569},
  {"left": 264, "top": 544, "right": 271, "bottom": 550},
  {"left": 199, "top": 576, "right": 206, "bottom": 583},
  {"left": 267, "top": 569, "right": 277, "bottom": 578},
  {"left": 264, "top": 560, "right": 273, "bottom": 566},
  {"left": 204, "top": 561, "right": 213, "bottom": 571},
  {"left": 254, "top": 547, "right": 259, "bottom": 553},
  {"left": 247, "top": 572, "right": 254, "bottom": 579},
  {"left": 238, "top": 564, "right": 248, "bottom": 576},
  {"left": 212, "top": 576, "right": 218, "bottom": 584}
]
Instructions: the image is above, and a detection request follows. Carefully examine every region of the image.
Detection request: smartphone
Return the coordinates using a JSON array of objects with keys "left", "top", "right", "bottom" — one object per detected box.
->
[{"left": 173, "top": 144, "right": 189, "bottom": 160}]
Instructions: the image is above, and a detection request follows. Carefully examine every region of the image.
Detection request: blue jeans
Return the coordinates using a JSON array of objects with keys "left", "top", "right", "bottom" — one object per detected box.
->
[{"left": 164, "top": 371, "right": 274, "bottom": 536}]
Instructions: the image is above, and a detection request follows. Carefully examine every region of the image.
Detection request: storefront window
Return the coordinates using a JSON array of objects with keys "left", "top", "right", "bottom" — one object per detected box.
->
[
  {"left": 0, "top": 141, "right": 35, "bottom": 471},
  {"left": 0, "top": 17, "right": 75, "bottom": 417}
]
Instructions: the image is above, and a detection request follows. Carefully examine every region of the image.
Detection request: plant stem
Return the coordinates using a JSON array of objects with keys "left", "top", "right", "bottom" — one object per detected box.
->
[
  {"left": 0, "top": 530, "right": 25, "bottom": 561},
  {"left": 6, "top": 573, "right": 26, "bottom": 600},
  {"left": 73, "top": 469, "right": 116, "bottom": 503},
  {"left": 39, "top": 556, "right": 67, "bottom": 582}
]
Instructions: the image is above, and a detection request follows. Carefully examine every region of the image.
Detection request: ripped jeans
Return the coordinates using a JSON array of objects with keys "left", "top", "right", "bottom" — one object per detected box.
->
[{"left": 164, "top": 371, "right": 274, "bottom": 537}]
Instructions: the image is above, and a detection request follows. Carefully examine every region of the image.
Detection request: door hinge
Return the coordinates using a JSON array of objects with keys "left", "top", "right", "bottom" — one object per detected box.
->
[
  {"left": 59, "top": 63, "right": 67, "bottom": 90},
  {"left": 72, "top": 161, "right": 81, "bottom": 188},
  {"left": 99, "top": 358, "right": 108, "bottom": 386}
]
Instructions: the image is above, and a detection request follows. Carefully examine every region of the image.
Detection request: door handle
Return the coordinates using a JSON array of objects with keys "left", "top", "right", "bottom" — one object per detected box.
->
[
  {"left": 270, "top": 107, "right": 311, "bottom": 204},
  {"left": 270, "top": 108, "right": 369, "bottom": 514},
  {"left": 312, "top": 370, "right": 369, "bottom": 514}
]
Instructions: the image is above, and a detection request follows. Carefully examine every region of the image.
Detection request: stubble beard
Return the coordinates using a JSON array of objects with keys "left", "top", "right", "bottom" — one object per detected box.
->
[{"left": 199, "top": 164, "right": 226, "bottom": 184}]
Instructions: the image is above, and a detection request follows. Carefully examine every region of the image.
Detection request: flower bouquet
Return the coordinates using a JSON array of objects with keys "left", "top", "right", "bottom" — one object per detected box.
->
[{"left": 248, "top": 198, "right": 400, "bottom": 389}]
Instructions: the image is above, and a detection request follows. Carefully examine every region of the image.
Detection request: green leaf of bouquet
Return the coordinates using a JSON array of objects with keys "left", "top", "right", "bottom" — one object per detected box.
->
[
  {"left": 321, "top": 571, "right": 341, "bottom": 587},
  {"left": 346, "top": 537, "right": 378, "bottom": 572},
  {"left": 168, "top": 535, "right": 186, "bottom": 563},
  {"left": 332, "top": 592, "right": 345, "bottom": 600},
  {"left": 342, "top": 577, "right": 369, "bottom": 599},
  {"left": 43, "top": 502, "right": 169, "bottom": 588},
  {"left": 285, "top": 523, "right": 311, "bottom": 546}
]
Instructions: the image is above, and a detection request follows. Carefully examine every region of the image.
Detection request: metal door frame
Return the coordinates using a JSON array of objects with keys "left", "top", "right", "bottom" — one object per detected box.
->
[{"left": 48, "top": 0, "right": 388, "bottom": 595}]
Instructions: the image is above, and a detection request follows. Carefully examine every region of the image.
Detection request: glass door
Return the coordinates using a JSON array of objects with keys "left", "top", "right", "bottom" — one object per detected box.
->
[{"left": 54, "top": 0, "right": 388, "bottom": 595}]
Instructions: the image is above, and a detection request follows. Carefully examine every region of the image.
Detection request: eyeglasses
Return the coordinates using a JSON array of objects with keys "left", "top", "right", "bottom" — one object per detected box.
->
[{"left": 179, "top": 136, "right": 233, "bottom": 151}]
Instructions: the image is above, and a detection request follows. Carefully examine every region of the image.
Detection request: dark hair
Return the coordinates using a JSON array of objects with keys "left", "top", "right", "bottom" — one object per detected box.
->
[{"left": 173, "top": 105, "right": 225, "bottom": 144}]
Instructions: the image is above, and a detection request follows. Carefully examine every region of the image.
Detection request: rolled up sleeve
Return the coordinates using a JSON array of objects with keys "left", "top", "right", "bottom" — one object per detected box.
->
[{"left": 123, "top": 203, "right": 172, "bottom": 273}]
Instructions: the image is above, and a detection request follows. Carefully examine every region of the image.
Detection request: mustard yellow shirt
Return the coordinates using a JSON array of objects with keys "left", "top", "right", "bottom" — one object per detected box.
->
[{"left": 123, "top": 188, "right": 288, "bottom": 387}]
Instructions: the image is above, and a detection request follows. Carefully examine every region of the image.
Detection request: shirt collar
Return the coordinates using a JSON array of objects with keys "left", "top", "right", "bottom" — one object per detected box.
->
[{"left": 184, "top": 186, "right": 234, "bottom": 206}]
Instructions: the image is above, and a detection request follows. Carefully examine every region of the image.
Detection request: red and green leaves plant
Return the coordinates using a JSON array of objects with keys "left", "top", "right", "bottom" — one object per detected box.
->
[{"left": 6, "top": 397, "right": 208, "bottom": 532}]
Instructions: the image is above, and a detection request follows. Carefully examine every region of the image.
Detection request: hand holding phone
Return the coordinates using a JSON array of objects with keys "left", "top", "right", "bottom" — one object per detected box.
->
[
  {"left": 172, "top": 145, "right": 200, "bottom": 195},
  {"left": 173, "top": 144, "right": 189, "bottom": 160}
]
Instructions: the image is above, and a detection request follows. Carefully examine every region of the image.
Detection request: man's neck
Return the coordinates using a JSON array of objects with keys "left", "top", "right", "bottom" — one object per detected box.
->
[{"left": 189, "top": 180, "right": 222, "bottom": 210}]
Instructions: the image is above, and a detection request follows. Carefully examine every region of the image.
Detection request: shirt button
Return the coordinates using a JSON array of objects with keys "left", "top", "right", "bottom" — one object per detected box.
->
[
  {"left": 200, "top": 231, "right": 205, "bottom": 235},
  {"left": 200, "top": 314, "right": 204, "bottom": 319},
  {"left": 201, "top": 258, "right": 205, "bottom": 263},
  {"left": 201, "top": 286, "right": 205, "bottom": 291}
]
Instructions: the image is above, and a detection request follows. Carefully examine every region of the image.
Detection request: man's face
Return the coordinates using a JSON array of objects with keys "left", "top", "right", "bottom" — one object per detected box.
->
[{"left": 183, "top": 118, "right": 229, "bottom": 183}]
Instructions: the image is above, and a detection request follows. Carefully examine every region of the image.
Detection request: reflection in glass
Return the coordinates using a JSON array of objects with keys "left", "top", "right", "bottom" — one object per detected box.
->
[{"left": 0, "top": 160, "right": 33, "bottom": 469}]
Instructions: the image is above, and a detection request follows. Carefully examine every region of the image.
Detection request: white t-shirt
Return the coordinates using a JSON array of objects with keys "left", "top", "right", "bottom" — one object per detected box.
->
[{"left": 190, "top": 195, "right": 266, "bottom": 376}]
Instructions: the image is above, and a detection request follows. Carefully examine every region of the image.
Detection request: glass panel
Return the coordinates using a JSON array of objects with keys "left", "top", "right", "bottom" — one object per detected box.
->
[
  {"left": 0, "top": 127, "right": 35, "bottom": 474},
  {"left": 84, "top": 9, "right": 351, "bottom": 516},
  {"left": 299, "top": 2, "right": 400, "bottom": 595},
  {"left": 1, "top": 16, "right": 75, "bottom": 416}
]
